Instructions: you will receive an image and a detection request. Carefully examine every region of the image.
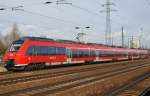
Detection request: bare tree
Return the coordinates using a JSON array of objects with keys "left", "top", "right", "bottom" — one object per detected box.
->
[
  {"left": 0, "top": 24, "right": 21, "bottom": 55},
  {"left": 4, "top": 24, "right": 20, "bottom": 47}
]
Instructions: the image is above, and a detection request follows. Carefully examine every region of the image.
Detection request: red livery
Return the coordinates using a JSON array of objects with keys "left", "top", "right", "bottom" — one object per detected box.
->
[{"left": 3, "top": 37, "right": 148, "bottom": 71}]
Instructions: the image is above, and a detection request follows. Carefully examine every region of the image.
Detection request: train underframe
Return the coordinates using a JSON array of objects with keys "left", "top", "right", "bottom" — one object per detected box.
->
[{"left": 4, "top": 56, "right": 145, "bottom": 71}]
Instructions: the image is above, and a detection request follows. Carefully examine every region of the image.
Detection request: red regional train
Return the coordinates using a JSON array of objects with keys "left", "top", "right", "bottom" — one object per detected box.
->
[{"left": 3, "top": 37, "right": 148, "bottom": 71}]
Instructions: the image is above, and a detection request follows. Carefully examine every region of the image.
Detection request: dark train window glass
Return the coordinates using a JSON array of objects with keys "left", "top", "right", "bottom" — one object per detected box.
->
[
  {"left": 78, "top": 50, "right": 83, "bottom": 58},
  {"left": 90, "top": 50, "right": 95, "bottom": 57},
  {"left": 86, "top": 50, "right": 90, "bottom": 57},
  {"left": 112, "top": 52, "right": 116, "bottom": 56},
  {"left": 26, "top": 46, "right": 34, "bottom": 56},
  {"left": 96, "top": 51, "right": 99, "bottom": 56},
  {"left": 76, "top": 50, "right": 90, "bottom": 58},
  {"left": 56, "top": 47, "right": 66, "bottom": 55},
  {"left": 78, "top": 50, "right": 82, "bottom": 57},
  {"left": 9, "top": 40, "right": 24, "bottom": 52},
  {"left": 40, "top": 46, "right": 48, "bottom": 55},
  {"left": 72, "top": 50, "right": 78, "bottom": 58},
  {"left": 81, "top": 51, "right": 84, "bottom": 57},
  {"left": 26, "top": 46, "right": 57, "bottom": 56},
  {"left": 48, "top": 47, "right": 56, "bottom": 55},
  {"left": 99, "top": 51, "right": 113, "bottom": 56},
  {"left": 83, "top": 50, "right": 89, "bottom": 57},
  {"left": 98, "top": 51, "right": 102, "bottom": 56},
  {"left": 97, "top": 51, "right": 128, "bottom": 57},
  {"left": 104, "top": 51, "right": 108, "bottom": 56},
  {"left": 34, "top": 46, "right": 41, "bottom": 55},
  {"left": 123, "top": 52, "right": 128, "bottom": 56},
  {"left": 110, "top": 52, "right": 112, "bottom": 56},
  {"left": 100, "top": 51, "right": 106, "bottom": 56},
  {"left": 9, "top": 44, "right": 22, "bottom": 52},
  {"left": 129, "top": 52, "right": 132, "bottom": 56},
  {"left": 82, "top": 51, "right": 85, "bottom": 57}
]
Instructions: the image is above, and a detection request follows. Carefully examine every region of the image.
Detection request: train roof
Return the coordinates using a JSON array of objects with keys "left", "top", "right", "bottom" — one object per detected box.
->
[
  {"left": 19, "top": 36, "right": 120, "bottom": 47},
  {"left": 18, "top": 36, "right": 148, "bottom": 52},
  {"left": 20, "top": 36, "right": 55, "bottom": 42}
]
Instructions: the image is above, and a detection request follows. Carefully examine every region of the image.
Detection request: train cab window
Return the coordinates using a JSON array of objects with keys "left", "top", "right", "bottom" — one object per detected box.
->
[
  {"left": 9, "top": 44, "right": 22, "bottom": 52},
  {"left": 9, "top": 40, "right": 24, "bottom": 52}
]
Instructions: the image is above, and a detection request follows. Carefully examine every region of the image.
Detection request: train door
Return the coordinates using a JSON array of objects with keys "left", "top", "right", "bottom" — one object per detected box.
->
[
  {"left": 95, "top": 50, "right": 99, "bottom": 61},
  {"left": 66, "top": 48, "right": 72, "bottom": 63}
]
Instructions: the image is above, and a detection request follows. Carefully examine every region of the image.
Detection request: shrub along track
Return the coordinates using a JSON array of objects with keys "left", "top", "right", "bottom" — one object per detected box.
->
[{"left": 0, "top": 59, "right": 149, "bottom": 96}]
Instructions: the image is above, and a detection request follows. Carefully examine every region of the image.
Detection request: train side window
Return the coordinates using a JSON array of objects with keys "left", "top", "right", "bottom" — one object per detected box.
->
[
  {"left": 78, "top": 50, "right": 82, "bottom": 58},
  {"left": 48, "top": 47, "right": 56, "bottom": 55},
  {"left": 81, "top": 50, "right": 85, "bottom": 57},
  {"left": 102, "top": 51, "right": 107, "bottom": 56},
  {"left": 99, "top": 51, "right": 104, "bottom": 56},
  {"left": 34, "top": 46, "right": 41, "bottom": 55},
  {"left": 72, "top": 50, "right": 78, "bottom": 58},
  {"left": 82, "top": 51, "right": 85, "bottom": 57},
  {"left": 40, "top": 46, "right": 48, "bottom": 55},
  {"left": 81, "top": 50, "right": 86, "bottom": 57},
  {"left": 87, "top": 50, "right": 90, "bottom": 57},
  {"left": 66, "top": 49, "right": 72, "bottom": 58},
  {"left": 83, "top": 50, "right": 88, "bottom": 57},
  {"left": 99, "top": 51, "right": 102, "bottom": 56},
  {"left": 90, "top": 50, "right": 95, "bottom": 57},
  {"left": 26, "top": 46, "right": 34, "bottom": 56},
  {"left": 56, "top": 47, "right": 66, "bottom": 55},
  {"left": 95, "top": 51, "right": 99, "bottom": 57}
]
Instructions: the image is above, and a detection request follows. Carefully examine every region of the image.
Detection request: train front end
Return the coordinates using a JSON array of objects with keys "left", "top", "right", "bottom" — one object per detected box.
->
[{"left": 3, "top": 39, "right": 25, "bottom": 71}]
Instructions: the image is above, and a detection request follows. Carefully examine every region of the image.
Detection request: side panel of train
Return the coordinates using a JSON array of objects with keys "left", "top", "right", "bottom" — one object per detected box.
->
[{"left": 3, "top": 40, "right": 148, "bottom": 70}]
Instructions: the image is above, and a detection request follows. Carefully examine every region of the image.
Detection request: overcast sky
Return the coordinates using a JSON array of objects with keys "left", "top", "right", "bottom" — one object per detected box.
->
[{"left": 0, "top": 0, "right": 150, "bottom": 47}]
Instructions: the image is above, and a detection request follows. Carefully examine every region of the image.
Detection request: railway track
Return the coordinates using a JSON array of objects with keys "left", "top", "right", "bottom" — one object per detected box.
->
[
  {"left": 140, "top": 87, "right": 150, "bottom": 96},
  {"left": 25, "top": 64, "right": 150, "bottom": 96},
  {"left": 0, "top": 60, "right": 149, "bottom": 96},
  {"left": 108, "top": 72, "right": 150, "bottom": 96},
  {"left": 112, "top": 74, "right": 150, "bottom": 96},
  {"left": 0, "top": 72, "right": 11, "bottom": 75},
  {"left": 0, "top": 60, "right": 149, "bottom": 86},
  {"left": 0, "top": 59, "right": 148, "bottom": 80}
]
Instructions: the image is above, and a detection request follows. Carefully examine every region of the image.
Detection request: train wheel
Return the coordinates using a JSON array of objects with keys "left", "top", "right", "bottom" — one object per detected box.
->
[
  {"left": 40, "top": 63, "right": 46, "bottom": 69},
  {"left": 24, "top": 63, "right": 46, "bottom": 71},
  {"left": 5, "top": 66, "right": 13, "bottom": 71},
  {"left": 24, "top": 64, "right": 33, "bottom": 71}
]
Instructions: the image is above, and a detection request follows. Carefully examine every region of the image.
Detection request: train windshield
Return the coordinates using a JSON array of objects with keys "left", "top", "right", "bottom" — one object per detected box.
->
[
  {"left": 9, "top": 44, "right": 22, "bottom": 52},
  {"left": 9, "top": 39, "right": 24, "bottom": 52}
]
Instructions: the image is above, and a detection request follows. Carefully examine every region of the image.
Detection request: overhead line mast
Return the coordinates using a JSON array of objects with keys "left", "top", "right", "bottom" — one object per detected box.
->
[{"left": 100, "top": 0, "right": 117, "bottom": 45}]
